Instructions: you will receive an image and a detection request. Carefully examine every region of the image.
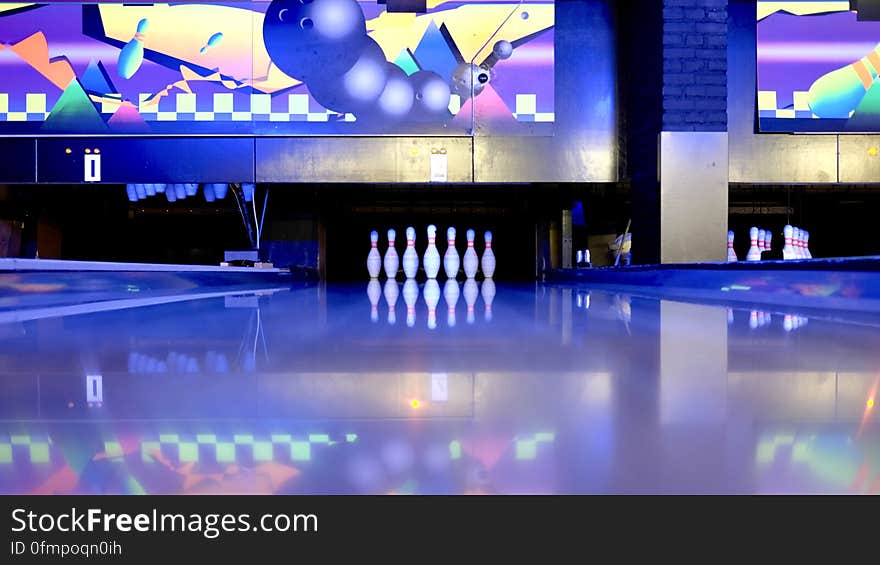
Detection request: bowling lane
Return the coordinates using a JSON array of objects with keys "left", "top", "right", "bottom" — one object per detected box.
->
[{"left": 0, "top": 280, "right": 878, "bottom": 494}]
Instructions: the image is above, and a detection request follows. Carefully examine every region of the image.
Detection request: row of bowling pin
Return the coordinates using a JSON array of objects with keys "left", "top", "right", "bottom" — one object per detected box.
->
[
  {"left": 368, "top": 226, "right": 495, "bottom": 280},
  {"left": 367, "top": 278, "right": 495, "bottom": 328},
  {"left": 126, "top": 183, "right": 232, "bottom": 203},
  {"left": 127, "top": 350, "right": 231, "bottom": 374},
  {"left": 730, "top": 309, "right": 809, "bottom": 331},
  {"left": 728, "top": 225, "right": 812, "bottom": 262}
]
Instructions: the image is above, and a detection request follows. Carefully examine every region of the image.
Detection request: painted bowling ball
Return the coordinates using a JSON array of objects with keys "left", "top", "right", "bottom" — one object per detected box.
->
[
  {"left": 306, "top": 37, "right": 389, "bottom": 114},
  {"left": 374, "top": 63, "right": 415, "bottom": 120},
  {"left": 493, "top": 40, "right": 513, "bottom": 60},
  {"left": 409, "top": 70, "right": 451, "bottom": 120},
  {"left": 263, "top": 0, "right": 367, "bottom": 82},
  {"left": 450, "top": 62, "right": 489, "bottom": 100}
]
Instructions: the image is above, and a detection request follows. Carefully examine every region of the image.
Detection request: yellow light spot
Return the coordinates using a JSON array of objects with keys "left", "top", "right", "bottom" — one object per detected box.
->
[
  {"left": 410, "top": 399, "right": 421, "bottom": 409},
  {"left": 64, "top": 148, "right": 71, "bottom": 154},
  {"left": 868, "top": 398, "right": 875, "bottom": 409},
  {"left": 869, "top": 147, "right": 878, "bottom": 156},
  {"left": 84, "top": 148, "right": 91, "bottom": 154},
  {"left": 94, "top": 148, "right": 100, "bottom": 154}
]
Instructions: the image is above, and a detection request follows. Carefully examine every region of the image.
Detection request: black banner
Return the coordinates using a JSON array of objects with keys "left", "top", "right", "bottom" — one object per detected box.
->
[{"left": 0, "top": 495, "right": 873, "bottom": 562}]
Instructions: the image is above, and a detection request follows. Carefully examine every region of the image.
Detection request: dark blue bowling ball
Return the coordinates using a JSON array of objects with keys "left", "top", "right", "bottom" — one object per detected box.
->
[
  {"left": 409, "top": 70, "right": 451, "bottom": 120},
  {"left": 306, "top": 37, "right": 389, "bottom": 114},
  {"left": 263, "top": 0, "right": 367, "bottom": 82}
]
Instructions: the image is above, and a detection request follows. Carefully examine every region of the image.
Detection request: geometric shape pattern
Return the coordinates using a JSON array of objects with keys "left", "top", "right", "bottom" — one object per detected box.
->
[
  {"left": 1, "top": 434, "right": 52, "bottom": 464},
  {"left": 513, "top": 431, "right": 554, "bottom": 461},
  {"left": 412, "top": 20, "right": 459, "bottom": 81},
  {"left": 757, "top": 90, "right": 818, "bottom": 119},
  {"left": 134, "top": 93, "right": 355, "bottom": 123},
  {"left": 129, "top": 433, "right": 353, "bottom": 464},
  {"left": 512, "top": 93, "right": 554, "bottom": 122}
]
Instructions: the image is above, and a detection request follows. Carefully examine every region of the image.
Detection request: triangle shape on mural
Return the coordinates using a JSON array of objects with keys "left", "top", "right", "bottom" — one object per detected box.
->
[
  {"left": 80, "top": 58, "right": 117, "bottom": 96},
  {"left": 412, "top": 20, "right": 460, "bottom": 82},
  {"left": 462, "top": 436, "right": 510, "bottom": 470},
  {"left": 43, "top": 78, "right": 108, "bottom": 132},
  {"left": 393, "top": 48, "right": 421, "bottom": 76},
  {"left": 108, "top": 101, "right": 150, "bottom": 132},
  {"left": 451, "top": 84, "right": 516, "bottom": 129}
]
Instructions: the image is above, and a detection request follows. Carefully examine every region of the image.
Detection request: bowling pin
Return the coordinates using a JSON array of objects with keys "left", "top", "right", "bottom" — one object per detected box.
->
[
  {"left": 576, "top": 250, "right": 584, "bottom": 268},
  {"left": 749, "top": 310, "right": 758, "bottom": 329},
  {"left": 443, "top": 227, "right": 460, "bottom": 279},
  {"left": 145, "top": 183, "right": 156, "bottom": 197},
  {"left": 803, "top": 231, "right": 812, "bottom": 259},
  {"left": 463, "top": 278, "right": 478, "bottom": 324},
  {"left": 367, "top": 231, "right": 381, "bottom": 279},
  {"left": 746, "top": 227, "right": 761, "bottom": 261},
  {"left": 796, "top": 228, "right": 805, "bottom": 259},
  {"left": 424, "top": 225, "right": 441, "bottom": 278},
  {"left": 463, "top": 229, "right": 478, "bottom": 278},
  {"left": 403, "top": 227, "right": 419, "bottom": 279},
  {"left": 367, "top": 279, "right": 381, "bottom": 323},
  {"left": 481, "top": 231, "right": 496, "bottom": 278},
  {"left": 384, "top": 279, "right": 399, "bottom": 325},
  {"left": 783, "top": 314, "right": 793, "bottom": 332},
  {"left": 806, "top": 42, "right": 880, "bottom": 118},
  {"left": 757, "top": 229, "right": 766, "bottom": 254},
  {"left": 384, "top": 228, "right": 399, "bottom": 279},
  {"left": 481, "top": 278, "right": 495, "bottom": 321},
  {"left": 118, "top": 18, "right": 149, "bottom": 79},
  {"left": 403, "top": 278, "right": 419, "bottom": 327},
  {"left": 727, "top": 308, "right": 734, "bottom": 325},
  {"left": 444, "top": 279, "right": 460, "bottom": 327},
  {"left": 584, "top": 249, "right": 591, "bottom": 266},
  {"left": 424, "top": 279, "right": 440, "bottom": 330},
  {"left": 727, "top": 230, "right": 737, "bottom": 262},
  {"left": 126, "top": 184, "right": 138, "bottom": 202},
  {"left": 763, "top": 231, "right": 772, "bottom": 258},
  {"left": 782, "top": 225, "right": 795, "bottom": 260}
]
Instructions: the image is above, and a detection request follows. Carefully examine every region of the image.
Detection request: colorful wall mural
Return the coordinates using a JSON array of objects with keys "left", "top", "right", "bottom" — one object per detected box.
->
[
  {"left": 757, "top": 1, "right": 880, "bottom": 132},
  {"left": 0, "top": 1, "right": 554, "bottom": 136}
]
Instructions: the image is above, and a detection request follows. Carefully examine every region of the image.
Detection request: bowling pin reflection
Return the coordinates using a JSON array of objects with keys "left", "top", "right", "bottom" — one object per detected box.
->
[
  {"left": 403, "top": 279, "right": 419, "bottom": 327},
  {"left": 443, "top": 279, "right": 460, "bottom": 327},
  {"left": 367, "top": 279, "right": 381, "bottom": 323},
  {"left": 384, "top": 279, "right": 399, "bottom": 325},
  {"left": 424, "top": 279, "right": 440, "bottom": 330},
  {"left": 481, "top": 278, "right": 495, "bottom": 322},
  {"left": 463, "top": 279, "right": 478, "bottom": 324}
]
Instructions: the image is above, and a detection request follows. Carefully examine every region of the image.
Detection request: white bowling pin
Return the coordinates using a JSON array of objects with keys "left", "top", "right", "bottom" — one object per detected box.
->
[
  {"left": 403, "top": 227, "right": 419, "bottom": 279},
  {"left": 403, "top": 278, "right": 419, "bottom": 327},
  {"left": 783, "top": 314, "right": 793, "bottom": 332},
  {"left": 727, "top": 308, "right": 734, "bottom": 325},
  {"left": 746, "top": 227, "right": 761, "bottom": 261},
  {"left": 424, "top": 279, "right": 440, "bottom": 330},
  {"left": 443, "top": 279, "right": 460, "bottom": 327},
  {"left": 424, "top": 225, "right": 441, "bottom": 278},
  {"left": 764, "top": 231, "right": 772, "bottom": 257},
  {"left": 367, "top": 230, "right": 381, "bottom": 278},
  {"left": 576, "top": 250, "right": 584, "bottom": 268},
  {"left": 481, "top": 278, "right": 495, "bottom": 321},
  {"left": 384, "top": 229, "right": 399, "bottom": 279},
  {"left": 782, "top": 225, "right": 795, "bottom": 260},
  {"left": 803, "top": 231, "right": 812, "bottom": 259},
  {"left": 796, "top": 228, "right": 806, "bottom": 259},
  {"left": 463, "top": 229, "right": 478, "bottom": 278},
  {"left": 463, "top": 278, "right": 478, "bottom": 324},
  {"left": 792, "top": 227, "right": 801, "bottom": 259},
  {"left": 481, "top": 231, "right": 496, "bottom": 278},
  {"left": 443, "top": 227, "right": 460, "bottom": 279},
  {"left": 749, "top": 310, "right": 758, "bottom": 329},
  {"left": 384, "top": 279, "right": 399, "bottom": 325},
  {"left": 758, "top": 229, "right": 766, "bottom": 254},
  {"left": 727, "top": 230, "right": 737, "bottom": 262},
  {"left": 367, "top": 279, "right": 381, "bottom": 323}
]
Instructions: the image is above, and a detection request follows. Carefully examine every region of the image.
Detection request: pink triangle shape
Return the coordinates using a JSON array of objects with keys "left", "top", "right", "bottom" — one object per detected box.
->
[
  {"left": 108, "top": 101, "right": 150, "bottom": 132},
  {"left": 461, "top": 436, "right": 510, "bottom": 470},
  {"left": 452, "top": 84, "right": 516, "bottom": 128}
]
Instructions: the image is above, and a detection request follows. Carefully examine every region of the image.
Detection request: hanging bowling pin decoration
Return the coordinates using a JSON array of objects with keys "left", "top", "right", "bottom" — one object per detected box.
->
[
  {"left": 424, "top": 279, "right": 440, "bottom": 330},
  {"left": 727, "top": 230, "right": 738, "bottom": 262},
  {"left": 403, "top": 227, "right": 419, "bottom": 279},
  {"left": 443, "top": 279, "right": 459, "bottom": 327},
  {"left": 463, "top": 229, "right": 478, "bottom": 278},
  {"left": 384, "top": 279, "right": 399, "bottom": 325},
  {"left": 367, "top": 231, "right": 381, "bottom": 278},
  {"left": 443, "top": 227, "right": 460, "bottom": 279},
  {"left": 424, "top": 225, "right": 441, "bottom": 278},
  {"left": 782, "top": 225, "right": 795, "bottom": 260},
  {"left": 384, "top": 229, "right": 399, "bottom": 279},
  {"left": 481, "top": 231, "right": 496, "bottom": 278},
  {"left": 746, "top": 227, "right": 761, "bottom": 261},
  {"left": 118, "top": 18, "right": 149, "bottom": 79}
]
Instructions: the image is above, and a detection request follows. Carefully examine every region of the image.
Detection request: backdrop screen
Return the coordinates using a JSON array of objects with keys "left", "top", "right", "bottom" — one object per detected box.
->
[
  {"left": 757, "top": 0, "right": 880, "bottom": 132},
  {"left": 0, "top": 1, "right": 554, "bottom": 136}
]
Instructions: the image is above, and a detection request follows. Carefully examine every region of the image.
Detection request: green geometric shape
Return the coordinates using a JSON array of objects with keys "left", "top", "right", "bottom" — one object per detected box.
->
[
  {"left": 755, "top": 440, "right": 775, "bottom": 465},
  {"left": 141, "top": 441, "right": 160, "bottom": 463},
  {"left": 159, "top": 434, "right": 179, "bottom": 443},
  {"left": 11, "top": 435, "right": 29, "bottom": 445},
  {"left": 449, "top": 440, "right": 462, "bottom": 460},
  {"left": 196, "top": 434, "right": 217, "bottom": 444},
  {"left": 103, "top": 441, "right": 123, "bottom": 458},
  {"left": 535, "top": 432, "right": 555, "bottom": 442},
  {"left": 0, "top": 444, "right": 11, "bottom": 464},
  {"left": 308, "top": 434, "right": 329, "bottom": 444},
  {"left": 216, "top": 443, "right": 235, "bottom": 463},
  {"left": 30, "top": 443, "right": 50, "bottom": 463},
  {"left": 234, "top": 434, "right": 254, "bottom": 444},
  {"left": 776, "top": 433, "right": 795, "bottom": 445},
  {"left": 125, "top": 477, "right": 147, "bottom": 495},
  {"left": 792, "top": 441, "right": 810, "bottom": 463},
  {"left": 515, "top": 440, "right": 537, "bottom": 461},
  {"left": 393, "top": 48, "right": 421, "bottom": 76},
  {"left": 43, "top": 78, "right": 108, "bottom": 132},
  {"left": 178, "top": 442, "right": 198, "bottom": 462},
  {"left": 271, "top": 434, "right": 291, "bottom": 443},
  {"left": 346, "top": 434, "right": 358, "bottom": 443},
  {"left": 253, "top": 442, "right": 273, "bottom": 462},
  {"left": 290, "top": 442, "right": 311, "bottom": 461}
]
